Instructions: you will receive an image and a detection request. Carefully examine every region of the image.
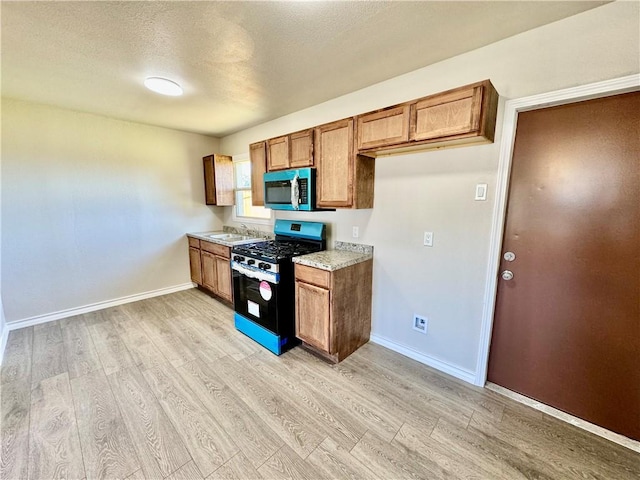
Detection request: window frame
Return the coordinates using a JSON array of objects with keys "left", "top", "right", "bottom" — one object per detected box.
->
[{"left": 231, "top": 153, "right": 274, "bottom": 225}]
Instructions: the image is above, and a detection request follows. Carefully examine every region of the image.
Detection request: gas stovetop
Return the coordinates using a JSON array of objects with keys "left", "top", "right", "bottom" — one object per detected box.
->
[
  {"left": 232, "top": 240, "right": 322, "bottom": 263},
  {"left": 231, "top": 220, "right": 326, "bottom": 277}
]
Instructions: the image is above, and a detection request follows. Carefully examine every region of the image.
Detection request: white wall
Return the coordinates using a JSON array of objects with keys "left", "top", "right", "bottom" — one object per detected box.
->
[
  {"left": 221, "top": 2, "right": 640, "bottom": 376},
  {"left": 2, "top": 99, "right": 222, "bottom": 323},
  {"left": 0, "top": 108, "right": 6, "bottom": 361}
]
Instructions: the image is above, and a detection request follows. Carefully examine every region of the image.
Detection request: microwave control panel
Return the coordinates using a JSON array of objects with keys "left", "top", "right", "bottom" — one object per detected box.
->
[{"left": 298, "top": 178, "right": 308, "bottom": 203}]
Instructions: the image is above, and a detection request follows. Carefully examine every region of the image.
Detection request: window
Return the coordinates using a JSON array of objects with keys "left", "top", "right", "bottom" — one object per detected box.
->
[{"left": 232, "top": 154, "right": 272, "bottom": 223}]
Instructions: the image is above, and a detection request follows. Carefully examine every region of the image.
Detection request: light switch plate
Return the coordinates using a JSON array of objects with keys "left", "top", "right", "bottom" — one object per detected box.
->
[
  {"left": 423, "top": 231, "right": 433, "bottom": 247},
  {"left": 475, "top": 183, "right": 488, "bottom": 201}
]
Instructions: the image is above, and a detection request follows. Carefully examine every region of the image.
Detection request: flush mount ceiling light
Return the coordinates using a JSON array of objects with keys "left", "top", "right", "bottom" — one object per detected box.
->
[{"left": 144, "top": 77, "right": 183, "bottom": 96}]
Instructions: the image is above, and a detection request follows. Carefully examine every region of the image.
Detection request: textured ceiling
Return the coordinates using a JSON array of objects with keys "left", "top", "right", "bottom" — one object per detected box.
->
[{"left": 1, "top": 1, "right": 608, "bottom": 137}]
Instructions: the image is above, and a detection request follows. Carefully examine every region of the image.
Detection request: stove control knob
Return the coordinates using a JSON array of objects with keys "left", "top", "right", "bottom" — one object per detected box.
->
[
  {"left": 233, "top": 255, "right": 244, "bottom": 262},
  {"left": 262, "top": 263, "right": 271, "bottom": 270},
  {"left": 247, "top": 259, "right": 256, "bottom": 265},
  {"left": 257, "top": 262, "right": 265, "bottom": 270}
]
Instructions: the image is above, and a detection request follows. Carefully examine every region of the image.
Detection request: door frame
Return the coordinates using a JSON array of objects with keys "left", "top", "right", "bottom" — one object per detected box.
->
[{"left": 474, "top": 74, "right": 640, "bottom": 387}]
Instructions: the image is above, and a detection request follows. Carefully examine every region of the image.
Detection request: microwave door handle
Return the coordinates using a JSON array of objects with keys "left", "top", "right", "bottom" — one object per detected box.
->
[{"left": 291, "top": 173, "right": 300, "bottom": 210}]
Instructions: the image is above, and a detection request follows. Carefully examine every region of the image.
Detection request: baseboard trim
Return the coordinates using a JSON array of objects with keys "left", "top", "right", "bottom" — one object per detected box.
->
[
  {"left": 486, "top": 382, "right": 640, "bottom": 453},
  {"left": 4, "top": 283, "right": 195, "bottom": 333},
  {"left": 369, "top": 334, "right": 476, "bottom": 385}
]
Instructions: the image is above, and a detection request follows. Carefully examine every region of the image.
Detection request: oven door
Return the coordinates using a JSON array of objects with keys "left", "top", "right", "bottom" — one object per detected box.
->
[{"left": 232, "top": 266, "right": 279, "bottom": 333}]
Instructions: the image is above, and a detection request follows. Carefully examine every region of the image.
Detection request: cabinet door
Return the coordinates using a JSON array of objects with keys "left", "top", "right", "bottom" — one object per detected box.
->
[
  {"left": 213, "top": 154, "right": 234, "bottom": 206},
  {"left": 289, "top": 129, "right": 314, "bottom": 168},
  {"left": 189, "top": 247, "right": 202, "bottom": 285},
  {"left": 296, "top": 281, "right": 331, "bottom": 353},
  {"left": 201, "top": 251, "right": 218, "bottom": 293},
  {"left": 267, "top": 136, "right": 289, "bottom": 171},
  {"left": 357, "top": 105, "right": 410, "bottom": 150},
  {"left": 203, "top": 154, "right": 234, "bottom": 206},
  {"left": 315, "top": 118, "right": 354, "bottom": 208},
  {"left": 203, "top": 155, "right": 217, "bottom": 205},
  {"left": 410, "top": 85, "right": 483, "bottom": 141},
  {"left": 250, "top": 141, "right": 267, "bottom": 206},
  {"left": 215, "top": 256, "right": 233, "bottom": 302}
]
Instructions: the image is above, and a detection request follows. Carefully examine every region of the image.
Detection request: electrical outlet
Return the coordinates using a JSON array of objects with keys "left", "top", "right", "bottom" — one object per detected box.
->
[
  {"left": 413, "top": 314, "right": 428, "bottom": 334},
  {"left": 423, "top": 231, "right": 433, "bottom": 247},
  {"left": 352, "top": 226, "right": 359, "bottom": 238}
]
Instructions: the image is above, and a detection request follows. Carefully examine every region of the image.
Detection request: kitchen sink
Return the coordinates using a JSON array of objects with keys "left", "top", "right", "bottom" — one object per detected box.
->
[{"left": 208, "top": 233, "right": 256, "bottom": 241}]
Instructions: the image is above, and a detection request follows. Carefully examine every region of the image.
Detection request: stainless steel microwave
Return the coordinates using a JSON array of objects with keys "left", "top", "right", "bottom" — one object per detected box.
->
[{"left": 263, "top": 167, "right": 316, "bottom": 211}]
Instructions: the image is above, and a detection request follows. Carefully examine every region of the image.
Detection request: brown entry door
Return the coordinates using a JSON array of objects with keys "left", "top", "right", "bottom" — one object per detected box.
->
[{"left": 488, "top": 91, "right": 640, "bottom": 440}]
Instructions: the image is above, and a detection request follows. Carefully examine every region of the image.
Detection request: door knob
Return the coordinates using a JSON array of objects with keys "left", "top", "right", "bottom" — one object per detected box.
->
[{"left": 501, "top": 270, "right": 514, "bottom": 281}]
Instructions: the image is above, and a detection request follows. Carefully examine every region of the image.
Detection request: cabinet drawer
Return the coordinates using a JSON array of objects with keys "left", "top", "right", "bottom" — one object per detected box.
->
[
  {"left": 188, "top": 237, "right": 200, "bottom": 248},
  {"left": 200, "top": 241, "right": 231, "bottom": 258},
  {"left": 295, "top": 264, "right": 330, "bottom": 289},
  {"left": 357, "top": 105, "right": 410, "bottom": 150}
]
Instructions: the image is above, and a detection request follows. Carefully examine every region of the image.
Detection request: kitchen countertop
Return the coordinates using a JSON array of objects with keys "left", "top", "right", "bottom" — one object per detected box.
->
[
  {"left": 293, "top": 241, "right": 373, "bottom": 271},
  {"left": 187, "top": 231, "right": 267, "bottom": 247}
]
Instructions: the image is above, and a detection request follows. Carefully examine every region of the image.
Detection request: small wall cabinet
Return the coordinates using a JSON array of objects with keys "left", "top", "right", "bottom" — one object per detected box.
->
[
  {"left": 356, "top": 105, "right": 410, "bottom": 150},
  {"left": 295, "top": 260, "right": 373, "bottom": 363},
  {"left": 356, "top": 80, "right": 498, "bottom": 156},
  {"left": 187, "top": 237, "right": 233, "bottom": 303},
  {"left": 203, "top": 154, "right": 234, "bottom": 206},
  {"left": 266, "top": 128, "right": 314, "bottom": 172}
]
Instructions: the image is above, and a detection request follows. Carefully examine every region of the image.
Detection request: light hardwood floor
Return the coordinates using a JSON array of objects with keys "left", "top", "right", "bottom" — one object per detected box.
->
[{"left": 1, "top": 288, "right": 638, "bottom": 479}]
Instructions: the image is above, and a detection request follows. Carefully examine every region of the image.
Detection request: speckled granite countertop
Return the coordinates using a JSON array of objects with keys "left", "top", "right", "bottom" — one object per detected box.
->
[
  {"left": 293, "top": 242, "right": 373, "bottom": 271},
  {"left": 187, "top": 231, "right": 268, "bottom": 247}
]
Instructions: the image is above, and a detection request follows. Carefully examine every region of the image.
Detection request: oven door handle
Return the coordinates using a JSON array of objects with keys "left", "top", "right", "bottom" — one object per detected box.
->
[{"left": 232, "top": 262, "right": 279, "bottom": 283}]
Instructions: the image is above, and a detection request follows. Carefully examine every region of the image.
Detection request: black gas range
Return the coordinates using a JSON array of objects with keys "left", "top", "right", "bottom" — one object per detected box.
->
[{"left": 231, "top": 220, "right": 326, "bottom": 355}]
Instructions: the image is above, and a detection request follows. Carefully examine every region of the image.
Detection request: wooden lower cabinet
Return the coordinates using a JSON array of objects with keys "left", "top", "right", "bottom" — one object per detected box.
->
[
  {"left": 214, "top": 255, "right": 233, "bottom": 302},
  {"left": 296, "top": 282, "right": 331, "bottom": 351},
  {"left": 294, "top": 259, "right": 373, "bottom": 362},
  {"left": 201, "top": 251, "right": 218, "bottom": 293},
  {"left": 187, "top": 237, "right": 233, "bottom": 303},
  {"left": 188, "top": 246, "right": 202, "bottom": 285}
]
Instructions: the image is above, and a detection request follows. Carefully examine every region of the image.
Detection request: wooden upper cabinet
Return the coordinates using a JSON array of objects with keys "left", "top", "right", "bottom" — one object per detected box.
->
[
  {"left": 315, "top": 118, "right": 354, "bottom": 208},
  {"left": 357, "top": 105, "right": 410, "bottom": 150},
  {"left": 203, "top": 154, "right": 234, "bottom": 206},
  {"left": 266, "top": 129, "right": 314, "bottom": 171},
  {"left": 410, "top": 82, "right": 486, "bottom": 142},
  {"left": 355, "top": 80, "right": 498, "bottom": 156},
  {"left": 267, "top": 136, "right": 289, "bottom": 171},
  {"left": 316, "top": 119, "right": 374, "bottom": 209},
  {"left": 289, "top": 129, "right": 314, "bottom": 168},
  {"left": 249, "top": 141, "right": 267, "bottom": 206}
]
